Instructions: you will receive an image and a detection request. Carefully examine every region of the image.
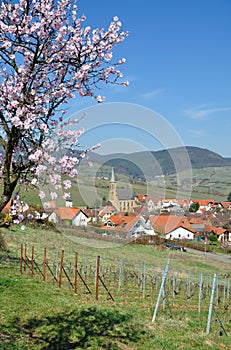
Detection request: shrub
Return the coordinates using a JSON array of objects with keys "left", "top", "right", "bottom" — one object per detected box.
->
[{"left": 208, "top": 234, "right": 218, "bottom": 245}]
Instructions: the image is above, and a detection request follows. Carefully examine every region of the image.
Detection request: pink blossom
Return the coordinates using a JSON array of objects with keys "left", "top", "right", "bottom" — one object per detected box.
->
[
  {"left": 28, "top": 149, "right": 43, "bottom": 162},
  {"left": 0, "top": 0, "right": 128, "bottom": 214},
  {"left": 96, "top": 95, "right": 105, "bottom": 103},
  {"left": 69, "top": 168, "right": 78, "bottom": 177},
  {"left": 63, "top": 179, "right": 72, "bottom": 189},
  {"left": 3, "top": 40, "right": 12, "bottom": 48},
  {"left": 91, "top": 143, "right": 101, "bottom": 150},
  {"left": 63, "top": 192, "right": 71, "bottom": 199},
  {"left": 50, "top": 192, "right": 57, "bottom": 200},
  {"left": 31, "top": 178, "right": 37, "bottom": 185},
  {"left": 39, "top": 191, "right": 46, "bottom": 200}
]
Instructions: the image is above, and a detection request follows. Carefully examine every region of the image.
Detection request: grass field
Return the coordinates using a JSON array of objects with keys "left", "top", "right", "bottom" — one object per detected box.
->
[{"left": 0, "top": 226, "right": 231, "bottom": 349}]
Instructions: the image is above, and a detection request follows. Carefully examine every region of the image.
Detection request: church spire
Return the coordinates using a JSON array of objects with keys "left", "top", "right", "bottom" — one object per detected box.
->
[
  {"left": 110, "top": 167, "right": 115, "bottom": 183},
  {"left": 108, "top": 167, "right": 118, "bottom": 207}
]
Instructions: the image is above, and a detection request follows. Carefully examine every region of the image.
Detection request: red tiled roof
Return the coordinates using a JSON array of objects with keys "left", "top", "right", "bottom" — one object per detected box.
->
[
  {"left": 205, "top": 225, "right": 227, "bottom": 236},
  {"left": 192, "top": 199, "right": 214, "bottom": 206},
  {"left": 82, "top": 209, "right": 100, "bottom": 217},
  {"left": 163, "top": 199, "right": 177, "bottom": 203},
  {"left": 150, "top": 215, "right": 194, "bottom": 235},
  {"left": 189, "top": 217, "right": 205, "bottom": 224},
  {"left": 55, "top": 207, "right": 82, "bottom": 220},
  {"left": 177, "top": 199, "right": 191, "bottom": 206},
  {"left": 137, "top": 194, "right": 149, "bottom": 201},
  {"left": 220, "top": 202, "right": 231, "bottom": 209},
  {"left": 98, "top": 206, "right": 117, "bottom": 217},
  {"left": 214, "top": 227, "right": 227, "bottom": 236},
  {"left": 104, "top": 215, "right": 122, "bottom": 225},
  {"left": 151, "top": 196, "right": 163, "bottom": 204},
  {"left": 103, "top": 214, "right": 141, "bottom": 233}
]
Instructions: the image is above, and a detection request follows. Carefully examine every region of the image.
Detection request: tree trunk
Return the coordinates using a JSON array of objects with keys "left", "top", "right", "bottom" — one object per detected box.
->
[{"left": 0, "top": 178, "right": 18, "bottom": 213}]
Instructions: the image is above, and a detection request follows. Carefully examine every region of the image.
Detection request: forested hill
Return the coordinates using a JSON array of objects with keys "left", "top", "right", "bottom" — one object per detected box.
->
[{"left": 87, "top": 146, "right": 231, "bottom": 179}]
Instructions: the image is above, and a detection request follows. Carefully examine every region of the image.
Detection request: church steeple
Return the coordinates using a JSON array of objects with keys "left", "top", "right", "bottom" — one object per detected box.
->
[
  {"left": 108, "top": 167, "right": 118, "bottom": 205},
  {"left": 110, "top": 167, "right": 115, "bottom": 183}
]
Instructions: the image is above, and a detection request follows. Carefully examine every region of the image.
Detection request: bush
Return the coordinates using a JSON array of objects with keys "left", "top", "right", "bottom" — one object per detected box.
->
[{"left": 208, "top": 234, "right": 218, "bottom": 245}]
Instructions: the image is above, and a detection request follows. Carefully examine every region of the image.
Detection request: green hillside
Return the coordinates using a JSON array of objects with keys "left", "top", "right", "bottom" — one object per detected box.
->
[
  {"left": 88, "top": 146, "right": 231, "bottom": 179},
  {"left": 13, "top": 166, "right": 231, "bottom": 209},
  {"left": 6, "top": 146, "right": 231, "bottom": 209}
]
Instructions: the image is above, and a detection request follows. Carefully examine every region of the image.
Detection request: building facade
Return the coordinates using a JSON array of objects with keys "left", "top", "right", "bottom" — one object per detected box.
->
[{"left": 108, "top": 168, "right": 136, "bottom": 212}]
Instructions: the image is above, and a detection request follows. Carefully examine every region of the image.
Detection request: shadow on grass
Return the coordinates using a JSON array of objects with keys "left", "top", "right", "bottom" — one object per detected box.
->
[{"left": 1, "top": 307, "right": 147, "bottom": 349}]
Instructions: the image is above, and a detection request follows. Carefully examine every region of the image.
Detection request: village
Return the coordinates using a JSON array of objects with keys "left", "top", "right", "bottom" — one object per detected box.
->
[{"left": 3, "top": 168, "right": 231, "bottom": 246}]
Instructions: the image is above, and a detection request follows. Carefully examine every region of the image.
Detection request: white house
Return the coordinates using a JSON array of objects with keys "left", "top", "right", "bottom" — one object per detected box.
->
[
  {"left": 150, "top": 214, "right": 195, "bottom": 240},
  {"left": 47, "top": 207, "right": 88, "bottom": 227},
  {"left": 103, "top": 213, "right": 155, "bottom": 238},
  {"left": 164, "top": 226, "right": 194, "bottom": 240},
  {"left": 128, "top": 217, "right": 155, "bottom": 238},
  {"left": 98, "top": 205, "right": 117, "bottom": 222}
]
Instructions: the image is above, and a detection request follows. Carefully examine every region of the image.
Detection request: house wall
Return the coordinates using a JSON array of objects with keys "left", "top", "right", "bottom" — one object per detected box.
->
[
  {"left": 119, "top": 199, "right": 135, "bottom": 212},
  {"left": 147, "top": 200, "right": 155, "bottom": 212},
  {"left": 48, "top": 212, "right": 58, "bottom": 224},
  {"left": 72, "top": 212, "right": 88, "bottom": 227},
  {"left": 100, "top": 212, "right": 115, "bottom": 222},
  {"left": 129, "top": 220, "right": 155, "bottom": 237},
  {"left": 165, "top": 227, "right": 194, "bottom": 240}
]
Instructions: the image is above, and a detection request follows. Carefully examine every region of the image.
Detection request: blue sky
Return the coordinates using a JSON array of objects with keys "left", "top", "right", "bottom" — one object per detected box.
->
[{"left": 68, "top": 0, "right": 231, "bottom": 157}]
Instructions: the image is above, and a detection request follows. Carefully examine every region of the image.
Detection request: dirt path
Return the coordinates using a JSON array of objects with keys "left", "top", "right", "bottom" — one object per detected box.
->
[{"left": 186, "top": 247, "right": 231, "bottom": 265}]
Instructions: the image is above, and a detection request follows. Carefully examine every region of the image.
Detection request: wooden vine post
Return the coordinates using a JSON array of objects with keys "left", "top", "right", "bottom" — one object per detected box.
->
[
  {"left": 31, "top": 246, "right": 35, "bottom": 277},
  {"left": 20, "top": 244, "right": 23, "bottom": 274},
  {"left": 96, "top": 255, "right": 100, "bottom": 300},
  {"left": 74, "top": 252, "right": 78, "bottom": 294},
  {"left": 59, "top": 250, "right": 64, "bottom": 288},
  {"left": 24, "top": 244, "right": 27, "bottom": 271},
  {"left": 43, "top": 247, "right": 47, "bottom": 282}
]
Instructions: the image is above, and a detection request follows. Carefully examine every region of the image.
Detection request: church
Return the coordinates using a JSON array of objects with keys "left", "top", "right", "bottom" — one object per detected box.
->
[{"left": 108, "top": 168, "right": 137, "bottom": 212}]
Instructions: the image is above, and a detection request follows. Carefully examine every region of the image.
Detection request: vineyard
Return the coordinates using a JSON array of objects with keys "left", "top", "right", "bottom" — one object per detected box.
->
[
  {"left": 1, "top": 225, "right": 231, "bottom": 349},
  {"left": 6, "top": 243, "right": 228, "bottom": 337}
]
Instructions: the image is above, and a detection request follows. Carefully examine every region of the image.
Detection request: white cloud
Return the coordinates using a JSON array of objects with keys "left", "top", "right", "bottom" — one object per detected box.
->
[
  {"left": 141, "top": 88, "right": 165, "bottom": 99},
  {"left": 184, "top": 105, "right": 231, "bottom": 120}
]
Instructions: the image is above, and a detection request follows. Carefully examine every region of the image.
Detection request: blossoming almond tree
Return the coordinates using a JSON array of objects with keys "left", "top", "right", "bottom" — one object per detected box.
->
[{"left": 0, "top": 0, "right": 128, "bottom": 213}]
